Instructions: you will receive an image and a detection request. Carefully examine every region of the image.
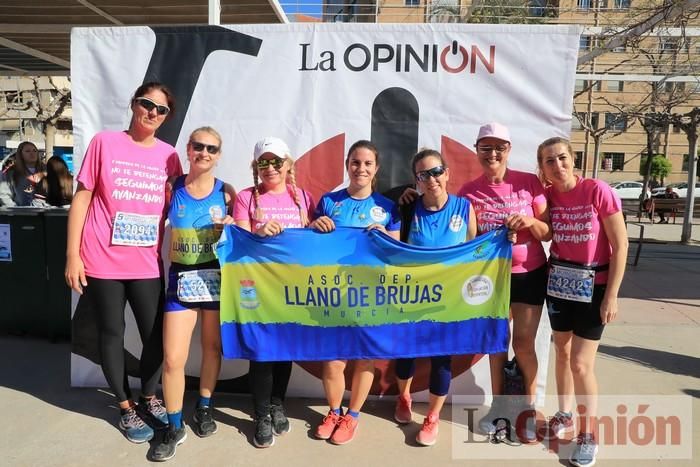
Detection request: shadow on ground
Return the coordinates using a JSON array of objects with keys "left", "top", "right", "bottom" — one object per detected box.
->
[{"left": 598, "top": 344, "right": 700, "bottom": 379}]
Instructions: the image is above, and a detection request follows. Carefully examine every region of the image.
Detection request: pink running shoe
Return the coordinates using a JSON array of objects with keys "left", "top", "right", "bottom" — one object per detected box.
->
[
  {"left": 330, "top": 414, "right": 359, "bottom": 445},
  {"left": 416, "top": 412, "right": 440, "bottom": 446},
  {"left": 315, "top": 410, "right": 341, "bottom": 440},
  {"left": 394, "top": 395, "right": 413, "bottom": 424}
]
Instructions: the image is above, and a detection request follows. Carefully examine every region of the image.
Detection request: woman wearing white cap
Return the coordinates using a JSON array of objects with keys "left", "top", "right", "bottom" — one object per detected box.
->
[
  {"left": 458, "top": 122, "right": 552, "bottom": 442},
  {"left": 309, "top": 140, "right": 401, "bottom": 446},
  {"left": 233, "top": 136, "right": 315, "bottom": 448}
]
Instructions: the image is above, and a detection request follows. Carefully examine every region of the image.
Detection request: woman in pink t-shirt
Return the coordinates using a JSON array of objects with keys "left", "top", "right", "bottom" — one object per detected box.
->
[
  {"left": 458, "top": 123, "right": 552, "bottom": 441},
  {"left": 233, "top": 136, "right": 314, "bottom": 448},
  {"left": 65, "top": 82, "right": 182, "bottom": 444},
  {"left": 537, "top": 137, "right": 627, "bottom": 467}
]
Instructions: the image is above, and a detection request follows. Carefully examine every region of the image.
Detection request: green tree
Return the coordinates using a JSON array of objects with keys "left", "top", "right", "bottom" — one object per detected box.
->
[{"left": 638, "top": 154, "right": 672, "bottom": 185}]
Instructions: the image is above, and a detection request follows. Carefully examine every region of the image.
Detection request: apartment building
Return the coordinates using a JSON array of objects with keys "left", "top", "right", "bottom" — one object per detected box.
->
[{"left": 327, "top": 0, "right": 700, "bottom": 184}]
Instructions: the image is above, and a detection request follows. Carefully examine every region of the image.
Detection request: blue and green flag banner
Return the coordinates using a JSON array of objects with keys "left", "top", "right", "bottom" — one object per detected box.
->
[{"left": 217, "top": 226, "right": 511, "bottom": 361}]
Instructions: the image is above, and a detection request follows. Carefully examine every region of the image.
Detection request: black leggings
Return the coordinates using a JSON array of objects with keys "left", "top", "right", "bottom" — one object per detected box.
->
[
  {"left": 84, "top": 276, "right": 164, "bottom": 402},
  {"left": 249, "top": 361, "right": 292, "bottom": 418}
]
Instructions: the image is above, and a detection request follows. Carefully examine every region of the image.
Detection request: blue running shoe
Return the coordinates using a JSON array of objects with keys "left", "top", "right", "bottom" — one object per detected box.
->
[{"left": 119, "top": 407, "right": 154, "bottom": 443}]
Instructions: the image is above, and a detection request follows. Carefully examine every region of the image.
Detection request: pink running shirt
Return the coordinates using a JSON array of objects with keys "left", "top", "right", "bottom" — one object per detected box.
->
[
  {"left": 546, "top": 177, "right": 621, "bottom": 284},
  {"left": 458, "top": 169, "right": 547, "bottom": 273},
  {"left": 234, "top": 186, "right": 315, "bottom": 231},
  {"left": 77, "top": 131, "right": 182, "bottom": 279}
]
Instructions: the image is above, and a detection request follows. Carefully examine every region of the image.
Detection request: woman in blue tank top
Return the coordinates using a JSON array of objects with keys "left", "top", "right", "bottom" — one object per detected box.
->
[
  {"left": 153, "top": 127, "right": 235, "bottom": 461},
  {"left": 393, "top": 149, "right": 476, "bottom": 446}
]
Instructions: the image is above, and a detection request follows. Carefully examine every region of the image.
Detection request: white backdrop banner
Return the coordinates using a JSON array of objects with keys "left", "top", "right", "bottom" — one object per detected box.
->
[{"left": 70, "top": 23, "right": 579, "bottom": 403}]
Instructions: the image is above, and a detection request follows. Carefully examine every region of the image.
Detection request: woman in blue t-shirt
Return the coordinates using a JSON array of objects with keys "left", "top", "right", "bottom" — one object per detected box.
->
[
  {"left": 309, "top": 140, "right": 401, "bottom": 445},
  {"left": 393, "top": 149, "right": 476, "bottom": 446}
]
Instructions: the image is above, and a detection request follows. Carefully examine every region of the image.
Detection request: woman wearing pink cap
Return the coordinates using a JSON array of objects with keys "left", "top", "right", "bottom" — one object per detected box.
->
[
  {"left": 233, "top": 136, "right": 315, "bottom": 448},
  {"left": 458, "top": 122, "right": 552, "bottom": 441}
]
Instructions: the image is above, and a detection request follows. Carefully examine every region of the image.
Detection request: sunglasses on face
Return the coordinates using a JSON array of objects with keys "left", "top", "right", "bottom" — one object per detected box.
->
[
  {"left": 190, "top": 141, "right": 220, "bottom": 154},
  {"left": 256, "top": 157, "right": 286, "bottom": 170},
  {"left": 476, "top": 144, "right": 510, "bottom": 155},
  {"left": 134, "top": 97, "right": 170, "bottom": 116},
  {"left": 415, "top": 165, "right": 446, "bottom": 182}
]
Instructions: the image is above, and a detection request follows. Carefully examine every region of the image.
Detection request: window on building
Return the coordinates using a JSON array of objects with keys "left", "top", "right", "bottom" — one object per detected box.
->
[
  {"left": 664, "top": 81, "right": 686, "bottom": 93},
  {"left": 613, "top": 0, "right": 630, "bottom": 9},
  {"left": 607, "top": 74, "right": 624, "bottom": 91},
  {"left": 577, "top": 0, "right": 591, "bottom": 9},
  {"left": 605, "top": 113, "right": 627, "bottom": 131},
  {"left": 682, "top": 154, "right": 700, "bottom": 172},
  {"left": 575, "top": 80, "right": 602, "bottom": 92},
  {"left": 529, "top": 0, "right": 548, "bottom": 17},
  {"left": 660, "top": 38, "right": 676, "bottom": 52},
  {"left": 405, "top": 0, "right": 420, "bottom": 6},
  {"left": 591, "top": 112, "right": 599, "bottom": 129},
  {"left": 574, "top": 152, "right": 584, "bottom": 169},
  {"left": 579, "top": 36, "right": 591, "bottom": 50},
  {"left": 603, "top": 152, "right": 625, "bottom": 170},
  {"left": 572, "top": 116, "right": 583, "bottom": 130}
]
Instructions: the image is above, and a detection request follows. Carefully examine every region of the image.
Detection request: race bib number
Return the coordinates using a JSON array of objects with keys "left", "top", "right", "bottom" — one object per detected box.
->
[
  {"left": 547, "top": 262, "right": 594, "bottom": 303},
  {"left": 111, "top": 212, "right": 159, "bottom": 247},
  {"left": 177, "top": 269, "right": 221, "bottom": 303}
]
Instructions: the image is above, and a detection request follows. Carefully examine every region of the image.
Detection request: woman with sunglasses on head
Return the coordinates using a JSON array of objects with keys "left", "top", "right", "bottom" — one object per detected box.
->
[
  {"left": 65, "top": 82, "right": 182, "bottom": 444},
  {"left": 309, "top": 140, "right": 401, "bottom": 445},
  {"left": 233, "top": 136, "right": 315, "bottom": 448},
  {"left": 152, "top": 127, "right": 235, "bottom": 461},
  {"left": 393, "top": 149, "right": 476, "bottom": 446},
  {"left": 537, "top": 137, "right": 627, "bottom": 467},
  {"left": 0, "top": 141, "right": 46, "bottom": 206},
  {"left": 457, "top": 123, "right": 552, "bottom": 442}
]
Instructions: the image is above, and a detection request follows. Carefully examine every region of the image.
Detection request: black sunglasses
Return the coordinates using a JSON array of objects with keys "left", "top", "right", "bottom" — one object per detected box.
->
[
  {"left": 415, "top": 165, "right": 446, "bottom": 182},
  {"left": 256, "top": 157, "right": 285, "bottom": 170},
  {"left": 134, "top": 97, "right": 170, "bottom": 116},
  {"left": 190, "top": 141, "right": 220, "bottom": 154}
]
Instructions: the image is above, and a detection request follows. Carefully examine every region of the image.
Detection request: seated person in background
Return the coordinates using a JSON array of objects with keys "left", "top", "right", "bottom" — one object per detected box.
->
[
  {"left": 654, "top": 186, "right": 679, "bottom": 224},
  {"left": 0, "top": 141, "right": 46, "bottom": 206},
  {"left": 42, "top": 156, "right": 74, "bottom": 207}
]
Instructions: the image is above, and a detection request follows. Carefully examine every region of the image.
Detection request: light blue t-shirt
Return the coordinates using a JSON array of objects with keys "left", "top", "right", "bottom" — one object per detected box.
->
[
  {"left": 315, "top": 188, "right": 401, "bottom": 231},
  {"left": 408, "top": 194, "right": 471, "bottom": 247}
]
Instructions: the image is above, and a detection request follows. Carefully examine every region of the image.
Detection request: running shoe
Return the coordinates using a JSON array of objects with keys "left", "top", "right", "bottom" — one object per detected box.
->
[
  {"left": 315, "top": 410, "right": 341, "bottom": 440},
  {"left": 119, "top": 406, "right": 154, "bottom": 443},
  {"left": 253, "top": 415, "right": 274, "bottom": 448},
  {"left": 151, "top": 424, "right": 187, "bottom": 462},
  {"left": 192, "top": 405, "right": 218, "bottom": 438},
  {"left": 416, "top": 413, "right": 439, "bottom": 446},
  {"left": 394, "top": 395, "right": 412, "bottom": 424},
  {"left": 270, "top": 404, "right": 290, "bottom": 435},
  {"left": 330, "top": 414, "right": 358, "bottom": 445},
  {"left": 569, "top": 432, "right": 598, "bottom": 467}
]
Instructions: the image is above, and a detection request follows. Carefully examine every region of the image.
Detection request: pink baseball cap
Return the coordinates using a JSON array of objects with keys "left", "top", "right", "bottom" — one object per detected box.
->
[
  {"left": 476, "top": 122, "right": 511, "bottom": 144},
  {"left": 253, "top": 137, "right": 292, "bottom": 160}
]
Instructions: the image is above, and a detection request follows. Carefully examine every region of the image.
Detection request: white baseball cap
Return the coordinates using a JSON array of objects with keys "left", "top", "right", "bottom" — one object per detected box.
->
[{"left": 253, "top": 137, "right": 292, "bottom": 160}]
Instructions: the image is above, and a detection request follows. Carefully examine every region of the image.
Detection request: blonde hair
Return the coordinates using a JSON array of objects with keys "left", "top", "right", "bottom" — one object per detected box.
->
[
  {"left": 188, "top": 126, "right": 222, "bottom": 149},
  {"left": 251, "top": 155, "right": 309, "bottom": 227},
  {"left": 536, "top": 136, "right": 574, "bottom": 186}
]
